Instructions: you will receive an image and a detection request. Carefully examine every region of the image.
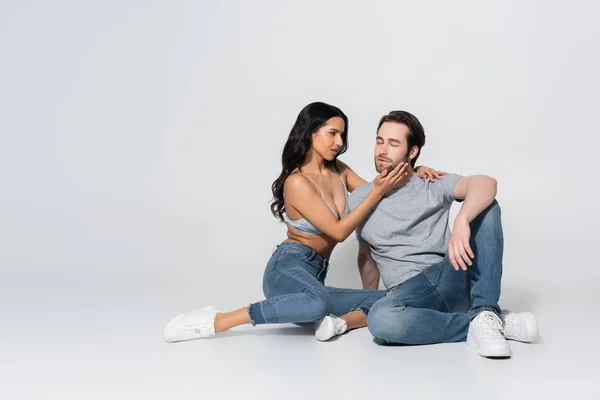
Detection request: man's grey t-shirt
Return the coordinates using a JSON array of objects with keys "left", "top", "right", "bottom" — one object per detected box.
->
[{"left": 348, "top": 173, "right": 463, "bottom": 289}]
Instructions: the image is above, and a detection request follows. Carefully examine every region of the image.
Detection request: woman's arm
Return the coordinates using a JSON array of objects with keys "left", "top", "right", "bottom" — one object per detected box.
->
[
  {"left": 336, "top": 160, "right": 367, "bottom": 192},
  {"left": 285, "top": 163, "right": 409, "bottom": 242}
]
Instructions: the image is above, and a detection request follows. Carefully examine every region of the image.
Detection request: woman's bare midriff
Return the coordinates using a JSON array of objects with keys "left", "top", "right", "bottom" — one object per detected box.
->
[
  {"left": 282, "top": 168, "right": 349, "bottom": 259},
  {"left": 283, "top": 227, "right": 338, "bottom": 260}
]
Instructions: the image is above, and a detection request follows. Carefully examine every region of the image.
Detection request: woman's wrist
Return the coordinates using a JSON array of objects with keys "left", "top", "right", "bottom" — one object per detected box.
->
[{"left": 369, "top": 187, "right": 384, "bottom": 200}]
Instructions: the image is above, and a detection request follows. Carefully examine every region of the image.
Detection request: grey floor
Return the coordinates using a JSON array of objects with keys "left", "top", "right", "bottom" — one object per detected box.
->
[
  {"left": 2, "top": 268, "right": 597, "bottom": 400},
  {"left": 2, "top": 1, "right": 598, "bottom": 398}
]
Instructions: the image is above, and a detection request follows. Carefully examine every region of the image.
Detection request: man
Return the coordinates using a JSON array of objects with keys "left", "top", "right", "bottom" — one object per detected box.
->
[{"left": 347, "top": 110, "right": 538, "bottom": 358}]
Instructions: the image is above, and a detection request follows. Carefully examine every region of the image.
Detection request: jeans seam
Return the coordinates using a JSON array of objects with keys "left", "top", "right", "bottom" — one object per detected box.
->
[
  {"left": 431, "top": 285, "right": 451, "bottom": 312},
  {"left": 423, "top": 266, "right": 452, "bottom": 312},
  {"left": 269, "top": 262, "right": 323, "bottom": 288},
  {"left": 396, "top": 283, "right": 437, "bottom": 303},
  {"left": 264, "top": 251, "right": 284, "bottom": 295}
]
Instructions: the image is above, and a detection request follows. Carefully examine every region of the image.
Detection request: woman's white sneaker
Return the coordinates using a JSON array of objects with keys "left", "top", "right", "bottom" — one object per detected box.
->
[
  {"left": 466, "top": 310, "right": 511, "bottom": 357},
  {"left": 501, "top": 310, "right": 539, "bottom": 342},
  {"left": 315, "top": 315, "right": 347, "bottom": 341},
  {"left": 164, "top": 307, "right": 219, "bottom": 343}
]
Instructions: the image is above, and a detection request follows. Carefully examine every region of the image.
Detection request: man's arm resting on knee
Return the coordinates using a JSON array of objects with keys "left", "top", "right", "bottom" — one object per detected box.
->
[
  {"left": 448, "top": 175, "right": 498, "bottom": 270},
  {"left": 358, "top": 241, "right": 380, "bottom": 290},
  {"left": 453, "top": 175, "right": 498, "bottom": 223}
]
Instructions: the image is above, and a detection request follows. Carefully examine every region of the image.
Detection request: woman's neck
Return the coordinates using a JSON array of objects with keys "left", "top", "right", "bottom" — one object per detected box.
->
[{"left": 300, "top": 150, "right": 329, "bottom": 175}]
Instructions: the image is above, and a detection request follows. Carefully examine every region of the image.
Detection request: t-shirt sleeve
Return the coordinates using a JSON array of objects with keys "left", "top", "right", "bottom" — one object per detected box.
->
[
  {"left": 430, "top": 173, "right": 463, "bottom": 204},
  {"left": 347, "top": 183, "right": 369, "bottom": 211}
]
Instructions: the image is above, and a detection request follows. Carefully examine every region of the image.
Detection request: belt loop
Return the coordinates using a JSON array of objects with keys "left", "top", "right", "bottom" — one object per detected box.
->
[
  {"left": 308, "top": 248, "right": 317, "bottom": 262},
  {"left": 318, "top": 258, "right": 329, "bottom": 282}
]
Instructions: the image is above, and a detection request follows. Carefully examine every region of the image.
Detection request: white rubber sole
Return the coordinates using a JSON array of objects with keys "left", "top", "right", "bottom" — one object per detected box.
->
[{"left": 467, "top": 334, "right": 512, "bottom": 358}]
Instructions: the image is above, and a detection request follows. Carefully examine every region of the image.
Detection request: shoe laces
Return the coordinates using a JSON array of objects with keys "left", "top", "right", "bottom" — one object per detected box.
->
[
  {"left": 184, "top": 321, "right": 213, "bottom": 338},
  {"left": 502, "top": 315, "right": 518, "bottom": 337},
  {"left": 478, "top": 312, "right": 505, "bottom": 337}
]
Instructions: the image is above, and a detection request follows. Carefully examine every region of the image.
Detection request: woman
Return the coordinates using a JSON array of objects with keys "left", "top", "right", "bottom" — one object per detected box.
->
[{"left": 164, "top": 102, "right": 443, "bottom": 342}]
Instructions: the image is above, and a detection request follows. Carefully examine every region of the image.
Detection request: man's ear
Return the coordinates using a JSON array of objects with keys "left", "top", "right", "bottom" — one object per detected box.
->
[{"left": 408, "top": 145, "right": 419, "bottom": 162}]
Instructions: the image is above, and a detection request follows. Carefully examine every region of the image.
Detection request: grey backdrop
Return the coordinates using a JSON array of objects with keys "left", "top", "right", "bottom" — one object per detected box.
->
[{"left": 1, "top": 1, "right": 598, "bottom": 398}]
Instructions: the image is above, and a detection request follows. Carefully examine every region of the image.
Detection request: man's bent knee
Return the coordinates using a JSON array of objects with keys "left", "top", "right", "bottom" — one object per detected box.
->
[
  {"left": 367, "top": 304, "right": 411, "bottom": 343},
  {"left": 483, "top": 199, "right": 501, "bottom": 219},
  {"left": 472, "top": 199, "right": 502, "bottom": 231}
]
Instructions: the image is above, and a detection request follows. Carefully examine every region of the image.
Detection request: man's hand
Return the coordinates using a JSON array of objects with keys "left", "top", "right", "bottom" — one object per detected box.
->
[
  {"left": 448, "top": 175, "right": 497, "bottom": 270},
  {"left": 448, "top": 216, "right": 474, "bottom": 271}
]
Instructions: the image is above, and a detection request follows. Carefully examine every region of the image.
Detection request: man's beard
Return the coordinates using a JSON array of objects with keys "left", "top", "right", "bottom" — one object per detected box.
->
[{"left": 375, "top": 156, "right": 409, "bottom": 173}]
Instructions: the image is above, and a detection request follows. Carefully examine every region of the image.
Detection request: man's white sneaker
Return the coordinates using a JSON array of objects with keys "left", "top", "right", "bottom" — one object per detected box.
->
[
  {"left": 501, "top": 310, "right": 539, "bottom": 342},
  {"left": 315, "top": 315, "right": 348, "bottom": 341},
  {"left": 163, "top": 307, "right": 219, "bottom": 343},
  {"left": 467, "top": 310, "right": 511, "bottom": 357}
]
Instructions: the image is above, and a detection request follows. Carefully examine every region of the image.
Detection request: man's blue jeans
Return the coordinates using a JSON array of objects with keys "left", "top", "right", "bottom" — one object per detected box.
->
[{"left": 367, "top": 200, "right": 504, "bottom": 344}]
